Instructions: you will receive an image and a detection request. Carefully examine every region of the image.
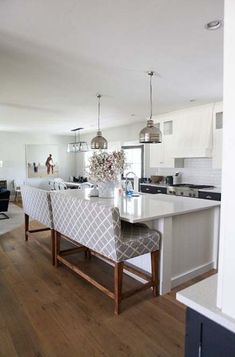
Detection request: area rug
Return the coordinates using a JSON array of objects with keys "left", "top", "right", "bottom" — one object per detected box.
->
[{"left": 0, "top": 203, "right": 24, "bottom": 236}]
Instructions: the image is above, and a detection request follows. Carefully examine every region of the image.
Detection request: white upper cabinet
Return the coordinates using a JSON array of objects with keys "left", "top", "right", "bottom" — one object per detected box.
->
[
  {"left": 173, "top": 104, "right": 213, "bottom": 158},
  {"left": 212, "top": 103, "right": 223, "bottom": 169},
  {"left": 149, "top": 119, "right": 183, "bottom": 168},
  {"left": 149, "top": 103, "right": 221, "bottom": 168}
]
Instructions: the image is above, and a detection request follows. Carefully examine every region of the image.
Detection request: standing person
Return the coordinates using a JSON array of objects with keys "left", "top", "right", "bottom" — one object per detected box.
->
[
  {"left": 33, "top": 162, "right": 38, "bottom": 173},
  {"left": 45, "top": 154, "right": 54, "bottom": 175}
]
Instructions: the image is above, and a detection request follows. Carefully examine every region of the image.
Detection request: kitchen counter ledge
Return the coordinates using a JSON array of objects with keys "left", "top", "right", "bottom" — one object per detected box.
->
[
  {"left": 177, "top": 274, "right": 235, "bottom": 333},
  {"left": 62, "top": 190, "right": 220, "bottom": 223}
]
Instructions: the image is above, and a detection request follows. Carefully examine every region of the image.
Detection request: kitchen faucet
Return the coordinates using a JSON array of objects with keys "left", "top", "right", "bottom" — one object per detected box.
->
[{"left": 125, "top": 171, "right": 138, "bottom": 195}]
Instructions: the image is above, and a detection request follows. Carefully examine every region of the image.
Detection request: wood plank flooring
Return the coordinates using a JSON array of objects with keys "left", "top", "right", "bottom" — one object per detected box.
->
[{"left": 0, "top": 218, "right": 216, "bottom": 357}]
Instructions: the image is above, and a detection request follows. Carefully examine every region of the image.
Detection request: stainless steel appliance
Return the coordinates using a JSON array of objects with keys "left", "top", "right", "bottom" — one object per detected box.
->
[{"left": 167, "top": 184, "right": 214, "bottom": 198}]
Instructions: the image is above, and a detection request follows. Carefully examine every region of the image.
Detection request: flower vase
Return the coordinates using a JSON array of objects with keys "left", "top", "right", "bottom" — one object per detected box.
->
[{"left": 98, "top": 181, "right": 116, "bottom": 198}]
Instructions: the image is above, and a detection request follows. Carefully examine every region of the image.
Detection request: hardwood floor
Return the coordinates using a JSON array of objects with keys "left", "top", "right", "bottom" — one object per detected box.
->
[{"left": 0, "top": 219, "right": 216, "bottom": 357}]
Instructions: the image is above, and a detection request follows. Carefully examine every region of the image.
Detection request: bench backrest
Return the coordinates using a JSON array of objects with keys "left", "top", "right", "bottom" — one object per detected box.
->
[
  {"left": 21, "top": 185, "right": 53, "bottom": 229},
  {"left": 50, "top": 192, "right": 121, "bottom": 261}
]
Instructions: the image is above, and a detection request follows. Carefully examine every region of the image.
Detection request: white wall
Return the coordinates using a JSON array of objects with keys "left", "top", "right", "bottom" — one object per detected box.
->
[
  {"left": 0, "top": 131, "right": 75, "bottom": 190},
  {"left": 217, "top": 0, "right": 235, "bottom": 318},
  {"left": 152, "top": 158, "right": 221, "bottom": 187}
]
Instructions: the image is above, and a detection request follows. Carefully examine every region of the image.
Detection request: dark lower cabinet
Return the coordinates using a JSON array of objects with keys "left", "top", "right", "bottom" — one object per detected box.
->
[
  {"left": 185, "top": 308, "right": 235, "bottom": 357},
  {"left": 198, "top": 191, "right": 221, "bottom": 201},
  {"left": 140, "top": 185, "right": 167, "bottom": 194}
]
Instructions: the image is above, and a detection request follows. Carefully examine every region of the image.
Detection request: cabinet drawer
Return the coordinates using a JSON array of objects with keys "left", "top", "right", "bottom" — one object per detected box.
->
[
  {"left": 198, "top": 191, "right": 221, "bottom": 201},
  {"left": 140, "top": 185, "right": 167, "bottom": 194}
]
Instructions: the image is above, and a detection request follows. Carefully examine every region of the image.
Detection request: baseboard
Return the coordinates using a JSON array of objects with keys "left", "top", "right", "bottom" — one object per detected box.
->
[{"left": 171, "top": 262, "right": 214, "bottom": 289}]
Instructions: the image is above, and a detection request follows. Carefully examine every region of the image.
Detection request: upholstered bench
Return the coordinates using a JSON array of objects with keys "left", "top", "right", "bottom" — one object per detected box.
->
[
  {"left": 21, "top": 185, "right": 55, "bottom": 264},
  {"left": 50, "top": 192, "right": 161, "bottom": 314}
]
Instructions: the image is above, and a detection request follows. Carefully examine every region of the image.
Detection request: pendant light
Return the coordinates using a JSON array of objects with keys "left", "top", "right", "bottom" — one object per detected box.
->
[
  {"left": 91, "top": 94, "right": 108, "bottom": 150},
  {"left": 139, "top": 71, "right": 162, "bottom": 144},
  {"left": 67, "top": 128, "right": 88, "bottom": 153}
]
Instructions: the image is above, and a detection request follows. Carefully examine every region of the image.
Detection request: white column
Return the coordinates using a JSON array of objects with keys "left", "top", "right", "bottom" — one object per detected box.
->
[{"left": 217, "top": 0, "right": 235, "bottom": 318}]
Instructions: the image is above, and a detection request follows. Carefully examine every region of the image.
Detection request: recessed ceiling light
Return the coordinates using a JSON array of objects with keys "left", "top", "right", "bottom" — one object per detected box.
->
[{"left": 205, "top": 20, "right": 223, "bottom": 31}]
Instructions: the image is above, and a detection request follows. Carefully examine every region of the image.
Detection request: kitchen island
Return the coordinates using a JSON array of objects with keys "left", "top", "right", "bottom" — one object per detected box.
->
[{"left": 62, "top": 190, "right": 220, "bottom": 295}]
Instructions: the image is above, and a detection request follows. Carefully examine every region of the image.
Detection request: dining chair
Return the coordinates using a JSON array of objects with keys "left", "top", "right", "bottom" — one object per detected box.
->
[
  {"left": 53, "top": 178, "right": 67, "bottom": 190},
  {"left": 21, "top": 185, "right": 55, "bottom": 264},
  {"left": 13, "top": 179, "right": 22, "bottom": 203},
  {"left": 50, "top": 192, "right": 161, "bottom": 314}
]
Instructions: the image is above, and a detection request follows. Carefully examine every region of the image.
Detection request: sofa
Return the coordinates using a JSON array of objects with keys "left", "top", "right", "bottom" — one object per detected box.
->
[{"left": 0, "top": 189, "right": 10, "bottom": 219}]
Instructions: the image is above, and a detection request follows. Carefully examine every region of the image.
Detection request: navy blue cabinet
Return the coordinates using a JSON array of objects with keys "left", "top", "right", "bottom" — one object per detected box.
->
[
  {"left": 198, "top": 191, "right": 221, "bottom": 201},
  {"left": 185, "top": 308, "right": 235, "bottom": 357},
  {"left": 140, "top": 185, "right": 167, "bottom": 194}
]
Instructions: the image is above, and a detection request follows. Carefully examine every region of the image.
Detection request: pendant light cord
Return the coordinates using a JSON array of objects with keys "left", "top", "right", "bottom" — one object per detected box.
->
[
  {"left": 149, "top": 72, "right": 153, "bottom": 119},
  {"left": 97, "top": 94, "right": 101, "bottom": 131}
]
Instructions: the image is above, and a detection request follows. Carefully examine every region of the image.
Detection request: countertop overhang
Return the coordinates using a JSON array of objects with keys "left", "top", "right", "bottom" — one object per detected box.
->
[
  {"left": 59, "top": 190, "right": 220, "bottom": 223},
  {"left": 177, "top": 275, "right": 235, "bottom": 334}
]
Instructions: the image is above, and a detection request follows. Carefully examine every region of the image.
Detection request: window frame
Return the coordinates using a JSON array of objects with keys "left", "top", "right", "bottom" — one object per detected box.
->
[{"left": 121, "top": 145, "right": 144, "bottom": 179}]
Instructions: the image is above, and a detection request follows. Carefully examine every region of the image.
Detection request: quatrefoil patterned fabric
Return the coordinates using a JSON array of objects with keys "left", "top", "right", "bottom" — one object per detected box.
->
[
  {"left": 50, "top": 192, "right": 160, "bottom": 262},
  {"left": 21, "top": 185, "right": 53, "bottom": 229}
]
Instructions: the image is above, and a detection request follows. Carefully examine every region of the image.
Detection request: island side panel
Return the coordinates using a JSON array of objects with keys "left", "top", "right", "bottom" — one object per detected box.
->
[
  {"left": 171, "top": 208, "right": 216, "bottom": 288},
  {"left": 127, "top": 207, "right": 219, "bottom": 296}
]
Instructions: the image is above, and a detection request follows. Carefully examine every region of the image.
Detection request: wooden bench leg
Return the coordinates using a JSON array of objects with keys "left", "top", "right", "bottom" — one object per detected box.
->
[
  {"left": 55, "top": 231, "right": 61, "bottom": 268},
  {"left": 151, "top": 250, "right": 159, "bottom": 297},
  {"left": 51, "top": 229, "right": 55, "bottom": 266},
  {"left": 24, "top": 214, "right": 29, "bottom": 241},
  {"left": 114, "top": 262, "right": 124, "bottom": 315}
]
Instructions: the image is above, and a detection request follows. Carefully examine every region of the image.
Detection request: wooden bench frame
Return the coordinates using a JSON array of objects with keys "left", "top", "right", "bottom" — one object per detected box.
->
[
  {"left": 24, "top": 213, "right": 56, "bottom": 265},
  {"left": 54, "top": 231, "right": 159, "bottom": 315}
]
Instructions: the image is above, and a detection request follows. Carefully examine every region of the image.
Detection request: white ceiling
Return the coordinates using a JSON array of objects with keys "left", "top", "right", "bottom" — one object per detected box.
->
[{"left": 0, "top": 0, "right": 224, "bottom": 135}]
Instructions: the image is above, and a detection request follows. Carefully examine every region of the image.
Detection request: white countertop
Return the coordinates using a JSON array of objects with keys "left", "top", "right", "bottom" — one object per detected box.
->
[
  {"left": 61, "top": 190, "right": 220, "bottom": 223},
  {"left": 140, "top": 183, "right": 168, "bottom": 187},
  {"left": 177, "top": 275, "right": 235, "bottom": 333}
]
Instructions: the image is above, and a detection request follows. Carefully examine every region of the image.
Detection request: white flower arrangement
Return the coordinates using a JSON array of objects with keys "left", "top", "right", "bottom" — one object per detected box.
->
[{"left": 88, "top": 150, "right": 126, "bottom": 183}]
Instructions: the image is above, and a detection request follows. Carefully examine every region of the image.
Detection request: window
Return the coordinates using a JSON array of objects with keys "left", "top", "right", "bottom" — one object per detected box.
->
[
  {"left": 163, "top": 120, "right": 173, "bottom": 135},
  {"left": 122, "top": 145, "right": 144, "bottom": 178}
]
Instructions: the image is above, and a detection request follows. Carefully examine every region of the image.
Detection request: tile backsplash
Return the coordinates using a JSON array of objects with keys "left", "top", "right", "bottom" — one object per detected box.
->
[{"left": 147, "top": 158, "right": 221, "bottom": 187}]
